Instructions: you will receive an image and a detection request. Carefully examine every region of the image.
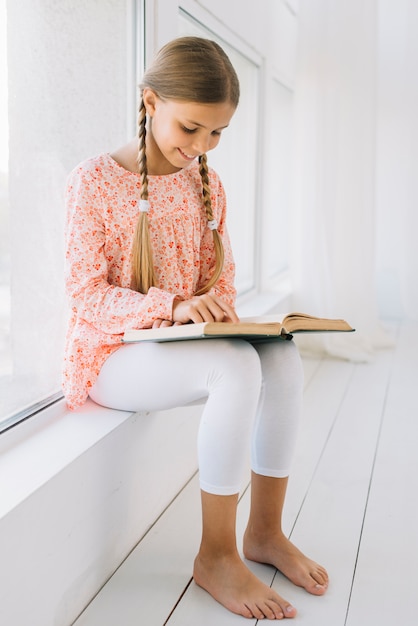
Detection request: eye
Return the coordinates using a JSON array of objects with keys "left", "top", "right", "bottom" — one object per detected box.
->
[
  {"left": 211, "top": 130, "right": 222, "bottom": 137},
  {"left": 180, "top": 125, "right": 197, "bottom": 134}
]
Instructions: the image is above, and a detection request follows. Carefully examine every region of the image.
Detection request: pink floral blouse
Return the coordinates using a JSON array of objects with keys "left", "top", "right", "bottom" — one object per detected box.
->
[{"left": 63, "top": 153, "right": 236, "bottom": 409}]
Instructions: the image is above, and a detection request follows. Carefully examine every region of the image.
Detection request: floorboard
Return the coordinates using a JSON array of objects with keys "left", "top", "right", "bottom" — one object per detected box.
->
[
  {"left": 346, "top": 321, "right": 418, "bottom": 626},
  {"left": 271, "top": 346, "right": 395, "bottom": 625},
  {"left": 72, "top": 475, "right": 202, "bottom": 626}
]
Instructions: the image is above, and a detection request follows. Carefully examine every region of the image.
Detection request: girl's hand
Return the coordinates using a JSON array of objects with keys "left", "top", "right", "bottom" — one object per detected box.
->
[
  {"left": 172, "top": 294, "right": 239, "bottom": 325},
  {"left": 151, "top": 318, "right": 175, "bottom": 329}
]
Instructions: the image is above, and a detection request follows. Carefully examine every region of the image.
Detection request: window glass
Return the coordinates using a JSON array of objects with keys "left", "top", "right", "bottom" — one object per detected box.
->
[
  {"left": 261, "top": 78, "right": 293, "bottom": 284},
  {"left": 0, "top": 0, "right": 138, "bottom": 430},
  {"left": 0, "top": 0, "right": 13, "bottom": 424},
  {"left": 179, "top": 12, "right": 259, "bottom": 295}
]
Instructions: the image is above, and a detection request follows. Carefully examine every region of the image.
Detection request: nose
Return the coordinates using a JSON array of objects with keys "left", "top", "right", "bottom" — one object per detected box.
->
[{"left": 192, "top": 133, "right": 217, "bottom": 155}]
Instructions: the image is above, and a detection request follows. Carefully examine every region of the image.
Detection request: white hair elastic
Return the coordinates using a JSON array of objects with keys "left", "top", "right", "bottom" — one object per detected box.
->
[
  {"left": 208, "top": 219, "right": 218, "bottom": 230},
  {"left": 139, "top": 199, "right": 150, "bottom": 213}
]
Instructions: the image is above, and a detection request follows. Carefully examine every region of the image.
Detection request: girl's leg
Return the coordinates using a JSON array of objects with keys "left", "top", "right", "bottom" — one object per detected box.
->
[
  {"left": 90, "top": 338, "right": 262, "bottom": 494},
  {"left": 244, "top": 341, "right": 329, "bottom": 594},
  {"left": 193, "top": 490, "right": 297, "bottom": 620},
  {"left": 90, "top": 338, "right": 300, "bottom": 618},
  {"left": 244, "top": 473, "right": 328, "bottom": 595}
]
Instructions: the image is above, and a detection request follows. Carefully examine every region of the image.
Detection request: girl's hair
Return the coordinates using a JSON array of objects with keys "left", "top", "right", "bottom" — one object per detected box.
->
[{"left": 131, "top": 36, "right": 240, "bottom": 295}]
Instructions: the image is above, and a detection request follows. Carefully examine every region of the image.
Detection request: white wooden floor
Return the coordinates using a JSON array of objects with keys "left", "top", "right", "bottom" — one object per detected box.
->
[{"left": 73, "top": 320, "right": 418, "bottom": 626}]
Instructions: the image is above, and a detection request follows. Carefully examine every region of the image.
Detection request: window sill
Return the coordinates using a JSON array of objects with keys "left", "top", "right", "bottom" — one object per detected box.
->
[{"left": 0, "top": 397, "right": 134, "bottom": 519}]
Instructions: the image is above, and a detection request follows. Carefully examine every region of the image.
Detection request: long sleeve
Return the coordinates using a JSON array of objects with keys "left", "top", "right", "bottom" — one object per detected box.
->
[{"left": 65, "top": 165, "right": 176, "bottom": 334}]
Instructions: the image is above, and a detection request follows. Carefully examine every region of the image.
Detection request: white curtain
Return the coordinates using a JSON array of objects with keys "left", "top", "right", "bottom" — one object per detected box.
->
[
  {"left": 290, "top": 0, "right": 394, "bottom": 360},
  {"left": 376, "top": 0, "right": 418, "bottom": 321}
]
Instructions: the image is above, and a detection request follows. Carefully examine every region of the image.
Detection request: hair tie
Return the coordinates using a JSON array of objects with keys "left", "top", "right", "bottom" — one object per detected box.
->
[
  {"left": 139, "top": 199, "right": 150, "bottom": 213},
  {"left": 208, "top": 219, "right": 218, "bottom": 231}
]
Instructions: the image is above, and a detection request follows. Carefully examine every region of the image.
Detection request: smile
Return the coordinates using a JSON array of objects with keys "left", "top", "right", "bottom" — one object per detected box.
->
[{"left": 178, "top": 148, "right": 197, "bottom": 161}]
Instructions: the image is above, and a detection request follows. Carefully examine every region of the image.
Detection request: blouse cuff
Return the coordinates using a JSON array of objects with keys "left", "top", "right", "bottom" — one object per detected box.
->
[{"left": 146, "top": 286, "right": 179, "bottom": 322}]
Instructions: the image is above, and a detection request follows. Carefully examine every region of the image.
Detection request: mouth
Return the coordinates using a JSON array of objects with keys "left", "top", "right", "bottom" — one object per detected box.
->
[{"left": 178, "top": 148, "right": 197, "bottom": 161}]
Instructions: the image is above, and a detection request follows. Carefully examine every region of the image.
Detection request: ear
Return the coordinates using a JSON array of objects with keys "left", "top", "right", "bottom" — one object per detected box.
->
[{"left": 142, "top": 88, "right": 159, "bottom": 117}]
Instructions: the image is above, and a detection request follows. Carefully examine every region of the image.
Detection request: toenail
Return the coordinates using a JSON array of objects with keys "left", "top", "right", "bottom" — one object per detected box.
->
[{"left": 286, "top": 605, "right": 294, "bottom": 613}]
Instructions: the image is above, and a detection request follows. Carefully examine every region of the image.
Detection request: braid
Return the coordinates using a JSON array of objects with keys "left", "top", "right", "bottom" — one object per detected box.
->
[
  {"left": 137, "top": 97, "right": 148, "bottom": 197},
  {"left": 195, "top": 154, "right": 225, "bottom": 296},
  {"left": 131, "top": 98, "right": 157, "bottom": 293}
]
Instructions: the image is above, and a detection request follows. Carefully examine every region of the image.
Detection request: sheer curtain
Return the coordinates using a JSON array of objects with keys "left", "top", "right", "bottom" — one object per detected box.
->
[
  {"left": 290, "top": 0, "right": 393, "bottom": 360},
  {"left": 398, "top": 3, "right": 418, "bottom": 320},
  {"left": 376, "top": 0, "right": 418, "bottom": 322}
]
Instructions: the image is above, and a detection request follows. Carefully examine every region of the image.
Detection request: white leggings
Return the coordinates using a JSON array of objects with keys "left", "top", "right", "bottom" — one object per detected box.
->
[{"left": 90, "top": 338, "right": 304, "bottom": 495}]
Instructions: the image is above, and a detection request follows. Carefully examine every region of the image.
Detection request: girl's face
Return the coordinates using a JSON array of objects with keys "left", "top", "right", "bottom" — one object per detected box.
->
[{"left": 143, "top": 88, "right": 235, "bottom": 175}]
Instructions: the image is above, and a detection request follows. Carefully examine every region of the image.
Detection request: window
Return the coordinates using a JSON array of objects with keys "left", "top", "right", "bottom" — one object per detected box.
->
[
  {"left": 260, "top": 78, "right": 294, "bottom": 288},
  {"left": 0, "top": 0, "right": 12, "bottom": 426},
  {"left": 0, "top": 0, "right": 144, "bottom": 431},
  {"left": 179, "top": 10, "right": 260, "bottom": 295}
]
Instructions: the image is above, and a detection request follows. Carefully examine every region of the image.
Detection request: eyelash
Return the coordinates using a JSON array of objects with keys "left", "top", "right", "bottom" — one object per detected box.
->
[
  {"left": 181, "top": 125, "right": 197, "bottom": 134},
  {"left": 180, "top": 125, "right": 222, "bottom": 137}
]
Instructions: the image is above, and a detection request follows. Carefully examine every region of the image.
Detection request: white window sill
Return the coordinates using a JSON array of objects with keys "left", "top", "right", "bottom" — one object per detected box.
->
[{"left": 0, "top": 397, "right": 134, "bottom": 519}]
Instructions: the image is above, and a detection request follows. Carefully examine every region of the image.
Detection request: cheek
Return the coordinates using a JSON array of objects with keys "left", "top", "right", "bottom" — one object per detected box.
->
[
  {"left": 162, "top": 122, "right": 183, "bottom": 147},
  {"left": 152, "top": 115, "right": 175, "bottom": 143},
  {"left": 208, "top": 135, "right": 221, "bottom": 151}
]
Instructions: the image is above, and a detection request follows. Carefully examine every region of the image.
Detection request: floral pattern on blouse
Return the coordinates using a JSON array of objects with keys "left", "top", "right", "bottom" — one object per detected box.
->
[{"left": 63, "top": 153, "right": 236, "bottom": 409}]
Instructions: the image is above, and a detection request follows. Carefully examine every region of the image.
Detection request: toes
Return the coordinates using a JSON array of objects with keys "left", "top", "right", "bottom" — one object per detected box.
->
[
  {"left": 247, "top": 602, "right": 280, "bottom": 621},
  {"left": 240, "top": 604, "right": 255, "bottom": 619},
  {"left": 308, "top": 577, "right": 328, "bottom": 595},
  {"left": 311, "top": 566, "right": 329, "bottom": 587},
  {"left": 244, "top": 603, "right": 270, "bottom": 620},
  {"left": 244, "top": 598, "right": 296, "bottom": 621},
  {"left": 263, "top": 601, "right": 284, "bottom": 620},
  {"left": 284, "top": 603, "right": 297, "bottom": 617},
  {"left": 267, "top": 598, "right": 297, "bottom": 620}
]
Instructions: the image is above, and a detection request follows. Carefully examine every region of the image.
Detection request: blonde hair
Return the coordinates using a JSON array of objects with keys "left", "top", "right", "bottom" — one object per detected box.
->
[{"left": 131, "top": 37, "right": 240, "bottom": 294}]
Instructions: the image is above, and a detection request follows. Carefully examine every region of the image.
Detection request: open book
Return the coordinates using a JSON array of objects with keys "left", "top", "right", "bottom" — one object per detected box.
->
[{"left": 122, "top": 312, "right": 354, "bottom": 343}]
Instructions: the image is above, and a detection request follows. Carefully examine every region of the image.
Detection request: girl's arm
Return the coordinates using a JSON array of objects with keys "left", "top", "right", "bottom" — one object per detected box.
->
[{"left": 65, "top": 166, "right": 176, "bottom": 335}]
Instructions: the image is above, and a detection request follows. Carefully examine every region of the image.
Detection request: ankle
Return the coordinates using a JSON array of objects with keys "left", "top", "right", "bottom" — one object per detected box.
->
[
  {"left": 197, "top": 542, "right": 239, "bottom": 562},
  {"left": 244, "top": 523, "right": 285, "bottom": 544}
]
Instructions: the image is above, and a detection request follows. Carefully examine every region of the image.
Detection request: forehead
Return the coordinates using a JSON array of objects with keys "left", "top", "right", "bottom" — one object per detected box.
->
[{"left": 165, "top": 99, "right": 236, "bottom": 129}]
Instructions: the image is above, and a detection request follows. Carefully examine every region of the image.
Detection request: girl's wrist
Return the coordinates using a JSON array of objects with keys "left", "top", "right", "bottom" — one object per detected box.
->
[{"left": 172, "top": 296, "right": 183, "bottom": 319}]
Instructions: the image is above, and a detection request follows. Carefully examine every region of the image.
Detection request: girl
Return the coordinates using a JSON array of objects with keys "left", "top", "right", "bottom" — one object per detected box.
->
[{"left": 64, "top": 36, "right": 328, "bottom": 620}]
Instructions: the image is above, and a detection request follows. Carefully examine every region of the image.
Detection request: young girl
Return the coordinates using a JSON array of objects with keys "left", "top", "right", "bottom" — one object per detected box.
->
[{"left": 64, "top": 36, "right": 328, "bottom": 620}]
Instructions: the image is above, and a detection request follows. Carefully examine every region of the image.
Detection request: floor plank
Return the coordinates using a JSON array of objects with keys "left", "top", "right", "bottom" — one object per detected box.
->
[
  {"left": 346, "top": 321, "right": 418, "bottom": 626},
  {"left": 283, "top": 357, "right": 356, "bottom": 533},
  {"left": 271, "top": 348, "right": 394, "bottom": 625},
  {"left": 72, "top": 475, "right": 202, "bottom": 626}
]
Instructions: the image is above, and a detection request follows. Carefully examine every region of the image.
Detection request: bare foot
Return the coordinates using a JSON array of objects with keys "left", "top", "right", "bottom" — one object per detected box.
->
[
  {"left": 193, "top": 551, "right": 297, "bottom": 620},
  {"left": 243, "top": 530, "right": 329, "bottom": 596}
]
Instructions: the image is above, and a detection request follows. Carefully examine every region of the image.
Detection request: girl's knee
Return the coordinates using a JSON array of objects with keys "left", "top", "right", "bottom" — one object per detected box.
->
[
  {"left": 209, "top": 339, "right": 262, "bottom": 393},
  {"left": 279, "top": 341, "right": 304, "bottom": 393},
  {"left": 255, "top": 339, "right": 304, "bottom": 394}
]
